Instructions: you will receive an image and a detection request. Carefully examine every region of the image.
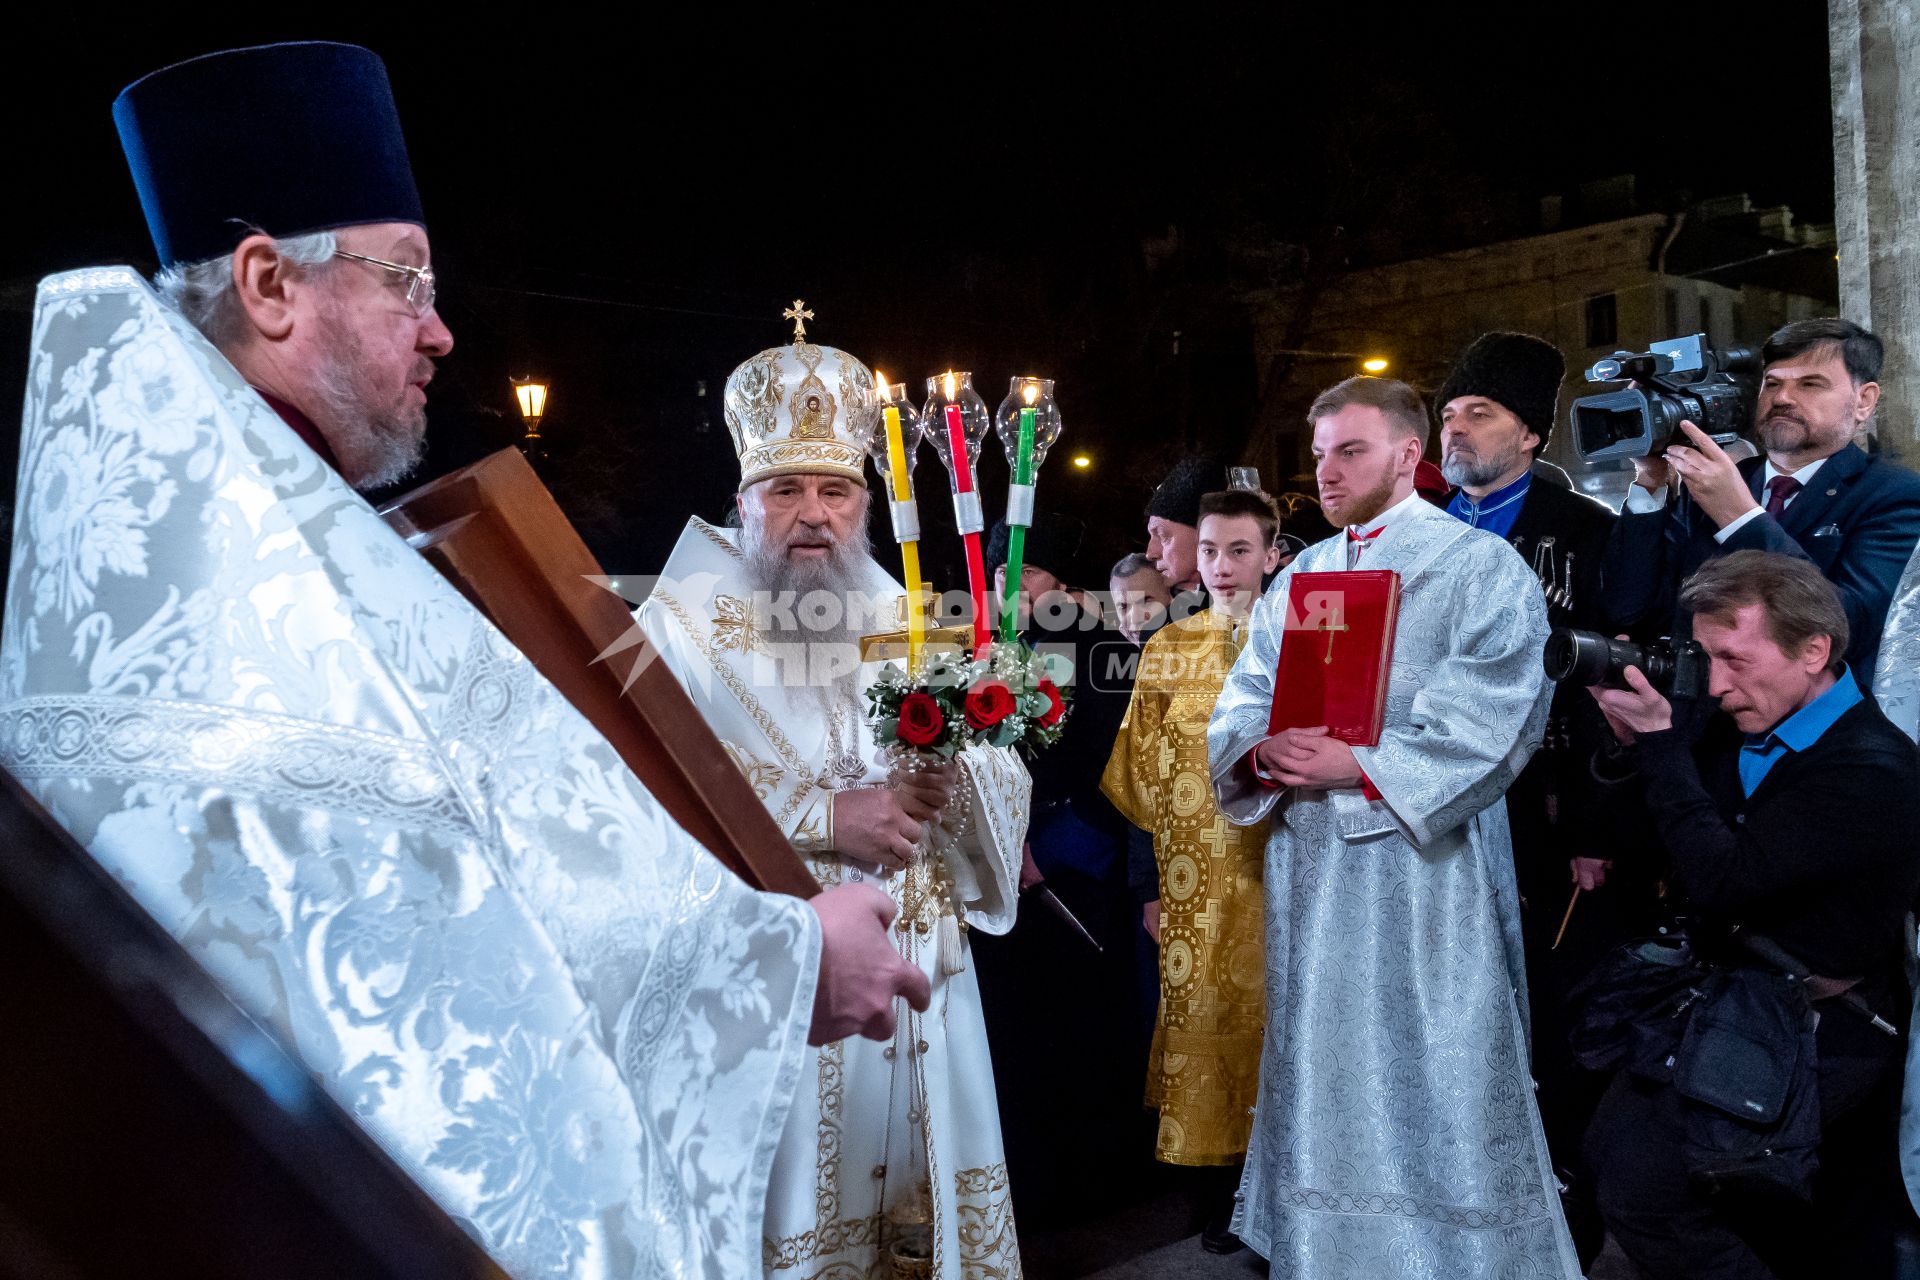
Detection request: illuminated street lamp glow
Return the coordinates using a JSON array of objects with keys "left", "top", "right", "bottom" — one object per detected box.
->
[{"left": 513, "top": 377, "right": 550, "bottom": 437}]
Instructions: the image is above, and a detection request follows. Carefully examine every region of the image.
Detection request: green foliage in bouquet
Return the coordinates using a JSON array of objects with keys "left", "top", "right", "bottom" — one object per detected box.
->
[{"left": 866, "top": 639, "right": 1072, "bottom": 759}]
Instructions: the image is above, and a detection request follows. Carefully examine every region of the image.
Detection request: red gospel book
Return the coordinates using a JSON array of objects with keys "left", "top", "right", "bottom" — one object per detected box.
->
[{"left": 1266, "top": 570, "right": 1402, "bottom": 747}]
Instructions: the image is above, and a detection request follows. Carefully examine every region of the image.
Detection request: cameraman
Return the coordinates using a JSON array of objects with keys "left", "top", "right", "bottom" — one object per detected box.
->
[
  {"left": 1604, "top": 318, "right": 1920, "bottom": 690},
  {"left": 1584, "top": 551, "right": 1920, "bottom": 1279}
]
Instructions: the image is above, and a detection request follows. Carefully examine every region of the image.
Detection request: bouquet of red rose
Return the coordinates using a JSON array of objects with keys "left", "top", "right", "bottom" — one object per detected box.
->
[{"left": 867, "top": 639, "right": 1070, "bottom": 760}]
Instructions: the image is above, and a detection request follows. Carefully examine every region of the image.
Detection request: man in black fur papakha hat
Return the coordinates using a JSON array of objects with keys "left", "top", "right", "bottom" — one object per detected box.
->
[{"left": 1435, "top": 330, "right": 1630, "bottom": 1264}]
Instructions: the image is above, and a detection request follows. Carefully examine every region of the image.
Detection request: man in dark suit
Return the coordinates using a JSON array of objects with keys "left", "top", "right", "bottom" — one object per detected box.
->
[
  {"left": 1436, "top": 331, "right": 1627, "bottom": 1262},
  {"left": 1585, "top": 551, "right": 1920, "bottom": 1279},
  {"left": 1603, "top": 317, "right": 1920, "bottom": 688}
]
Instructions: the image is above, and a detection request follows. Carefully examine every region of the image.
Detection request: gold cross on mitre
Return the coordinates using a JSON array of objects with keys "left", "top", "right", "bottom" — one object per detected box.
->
[
  {"left": 1317, "top": 606, "right": 1348, "bottom": 664},
  {"left": 782, "top": 298, "right": 814, "bottom": 341}
]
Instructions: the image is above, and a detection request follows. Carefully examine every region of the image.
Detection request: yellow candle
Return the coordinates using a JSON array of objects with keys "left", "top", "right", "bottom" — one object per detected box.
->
[{"left": 882, "top": 404, "right": 927, "bottom": 674}]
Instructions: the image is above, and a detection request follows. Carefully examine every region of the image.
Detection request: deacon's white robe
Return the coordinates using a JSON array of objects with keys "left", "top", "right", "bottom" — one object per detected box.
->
[
  {"left": 1874, "top": 543, "right": 1920, "bottom": 1217},
  {"left": 1208, "top": 497, "right": 1582, "bottom": 1279},
  {"left": 1, "top": 268, "right": 820, "bottom": 1279},
  {"left": 636, "top": 518, "right": 1030, "bottom": 1278}
]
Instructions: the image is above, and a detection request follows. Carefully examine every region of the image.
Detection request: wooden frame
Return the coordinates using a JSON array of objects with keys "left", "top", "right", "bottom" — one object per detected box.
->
[{"left": 380, "top": 449, "right": 819, "bottom": 898}]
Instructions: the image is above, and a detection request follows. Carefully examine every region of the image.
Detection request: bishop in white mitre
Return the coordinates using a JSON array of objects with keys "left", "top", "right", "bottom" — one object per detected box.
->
[
  {"left": 1208, "top": 379, "right": 1582, "bottom": 1278},
  {"left": 635, "top": 322, "right": 1031, "bottom": 1278}
]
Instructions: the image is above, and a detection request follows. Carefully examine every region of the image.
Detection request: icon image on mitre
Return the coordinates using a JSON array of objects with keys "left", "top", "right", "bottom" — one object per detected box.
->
[{"left": 723, "top": 301, "right": 879, "bottom": 490}]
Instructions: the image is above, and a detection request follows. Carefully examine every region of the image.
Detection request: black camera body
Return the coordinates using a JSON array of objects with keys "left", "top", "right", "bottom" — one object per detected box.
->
[
  {"left": 1570, "top": 334, "right": 1761, "bottom": 463},
  {"left": 1544, "top": 628, "right": 1710, "bottom": 702}
]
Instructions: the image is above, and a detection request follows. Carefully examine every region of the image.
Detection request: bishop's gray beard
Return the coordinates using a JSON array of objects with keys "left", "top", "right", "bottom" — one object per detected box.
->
[{"left": 739, "top": 512, "right": 879, "bottom": 713}]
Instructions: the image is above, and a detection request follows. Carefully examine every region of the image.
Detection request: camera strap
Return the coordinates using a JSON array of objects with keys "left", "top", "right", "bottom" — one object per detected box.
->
[{"left": 1736, "top": 931, "right": 1893, "bottom": 1035}]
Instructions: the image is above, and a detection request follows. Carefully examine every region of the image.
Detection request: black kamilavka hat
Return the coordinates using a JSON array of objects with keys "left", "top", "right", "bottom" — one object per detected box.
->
[
  {"left": 1145, "top": 455, "right": 1223, "bottom": 528},
  {"left": 114, "top": 42, "right": 425, "bottom": 267}
]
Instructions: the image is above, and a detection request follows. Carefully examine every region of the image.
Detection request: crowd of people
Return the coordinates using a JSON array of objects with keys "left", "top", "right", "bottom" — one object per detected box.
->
[
  {"left": 978, "top": 319, "right": 1920, "bottom": 1279},
  {"left": 10, "top": 36, "right": 1920, "bottom": 1280}
]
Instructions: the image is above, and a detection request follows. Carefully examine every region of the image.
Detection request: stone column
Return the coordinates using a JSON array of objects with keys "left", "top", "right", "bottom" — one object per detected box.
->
[{"left": 1831, "top": 0, "right": 1920, "bottom": 460}]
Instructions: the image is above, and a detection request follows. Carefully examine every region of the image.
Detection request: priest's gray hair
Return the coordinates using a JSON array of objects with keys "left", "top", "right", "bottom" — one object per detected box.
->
[{"left": 155, "top": 230, "right": 338, "bottom": 350}]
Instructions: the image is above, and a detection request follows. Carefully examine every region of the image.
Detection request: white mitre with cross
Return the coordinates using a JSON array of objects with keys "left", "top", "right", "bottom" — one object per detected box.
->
[{"left": 722, "top": 300, "right": 880, "bottom": 490}]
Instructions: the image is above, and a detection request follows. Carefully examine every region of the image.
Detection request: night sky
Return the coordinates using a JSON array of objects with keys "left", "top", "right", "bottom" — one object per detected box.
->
[{"left": 1, "top": 5, "right": 1835, "bottom": 587}]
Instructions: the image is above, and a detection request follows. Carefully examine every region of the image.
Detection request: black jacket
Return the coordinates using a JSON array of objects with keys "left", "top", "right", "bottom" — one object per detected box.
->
[
  {"left": 1488, "top": 479, "right": 1620, "bottom": 887},
  {"left": 1625, "top": 698, "right": 1920, "bottom": 1037},
  {"left": 1020, "top": 601, "right": 1134, "bottom": 834},
  {"left": 1602, "top": 443, "right": 1920, "bottom": 679},
  {"left": 1505, "top": 477, "right": 1617, "bottom": 633}
]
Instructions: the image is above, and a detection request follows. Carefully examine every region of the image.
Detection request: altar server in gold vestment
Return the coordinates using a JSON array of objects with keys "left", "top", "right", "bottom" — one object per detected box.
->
[{"left": 1103, "top": 487, "right": 1281, "bottom": 1252}]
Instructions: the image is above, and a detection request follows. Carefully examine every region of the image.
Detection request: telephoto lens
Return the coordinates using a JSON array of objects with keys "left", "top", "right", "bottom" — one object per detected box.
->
[{"left": 1543, "top": 629, "right": 1671, "bottom": 690}]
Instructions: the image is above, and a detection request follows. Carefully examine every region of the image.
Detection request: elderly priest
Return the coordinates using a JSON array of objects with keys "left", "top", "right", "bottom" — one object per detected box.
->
[{"left": 0, "top": 42, "right": 925, "bottom": 1279}]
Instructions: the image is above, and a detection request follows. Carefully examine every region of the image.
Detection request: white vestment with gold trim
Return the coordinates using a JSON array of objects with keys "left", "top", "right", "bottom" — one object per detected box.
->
[{"left": 637, "top": 516, "right": 1030, "bottom": 1279}]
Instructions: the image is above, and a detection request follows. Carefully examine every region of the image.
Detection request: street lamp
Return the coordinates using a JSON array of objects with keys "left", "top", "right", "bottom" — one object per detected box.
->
[{"left": 513, "top": 377, "right": 550, "bottom": 441}]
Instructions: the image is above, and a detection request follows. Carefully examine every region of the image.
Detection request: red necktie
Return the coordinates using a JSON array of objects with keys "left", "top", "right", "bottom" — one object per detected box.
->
[{"left": 1765, "top": 475, "right": 1802, "bottom": 521}]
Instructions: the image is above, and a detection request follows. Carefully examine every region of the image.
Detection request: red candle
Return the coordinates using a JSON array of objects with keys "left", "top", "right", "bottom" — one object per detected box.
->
[
  {"left": 946, "top": 404, "right": 973, "bottom": 493},
  {"left": 944, "top": 402, "right": 990, "bottom": 654}
]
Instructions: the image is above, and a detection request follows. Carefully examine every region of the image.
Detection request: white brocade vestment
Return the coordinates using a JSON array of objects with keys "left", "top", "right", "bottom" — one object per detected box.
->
[
  {"left": 1874, "top": 542, "right": 1920, "bottom": 1217},
  {"left": 1208, "top": 499, "right": 1583, "bottom": 1279},
  {"left": 636, "top": 517, "right": 1031, "bottom": 1279},
  {"left": 1, "top": 269, "right": 822, "bottom": 1279}
]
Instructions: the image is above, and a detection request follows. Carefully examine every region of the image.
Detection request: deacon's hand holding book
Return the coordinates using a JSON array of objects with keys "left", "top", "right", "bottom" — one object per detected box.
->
[
  {"left": 1250, "top": 568, "right": 1402, "bottom": 796},
  {"left": 1251, "top": 727, "right": 1364, "bottom": 789}
]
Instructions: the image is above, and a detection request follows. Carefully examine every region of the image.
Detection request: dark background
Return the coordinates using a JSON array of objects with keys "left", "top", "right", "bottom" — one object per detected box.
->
[{"left": 0, "top": 5, "right": 1835, "bottom": 588}]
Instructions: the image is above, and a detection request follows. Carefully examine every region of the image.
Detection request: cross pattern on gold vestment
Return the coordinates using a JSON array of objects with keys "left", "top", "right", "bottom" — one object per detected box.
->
[{"left": 1193, "top": 895, "right": 1227, "bottom": 944}]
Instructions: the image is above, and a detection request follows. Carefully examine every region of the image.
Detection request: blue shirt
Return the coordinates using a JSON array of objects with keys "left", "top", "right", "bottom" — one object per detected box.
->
[
  {"left": 1445, "top": 469, "right": 1533, "bottom": 540},
  {"left": 1736, "top": 667, "right": 1863, "bottom": 796}
]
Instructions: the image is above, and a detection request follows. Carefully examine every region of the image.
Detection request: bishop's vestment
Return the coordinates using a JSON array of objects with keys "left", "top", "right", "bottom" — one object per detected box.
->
[
  {"left": 636, "top": 517, "right": 1031, "bottom": 1279},
  {"left": 1208, "top": 496, "right": 1582, "bottom": 1278},
  {"left": 1101, "top": 609, "right": 1265, "bottom": 1166}
]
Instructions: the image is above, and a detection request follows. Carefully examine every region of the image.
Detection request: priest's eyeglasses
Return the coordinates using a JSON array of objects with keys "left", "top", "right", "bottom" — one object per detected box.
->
[{"left": 332, "top": 250, "right": 437, "bottom": 316}]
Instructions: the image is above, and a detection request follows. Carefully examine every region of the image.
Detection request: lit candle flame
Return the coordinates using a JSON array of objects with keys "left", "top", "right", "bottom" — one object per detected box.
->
[
  {"left": 875, "top": 371, "right": 889, "bottom": 396},
  {"left": 1022, "top": 381, "right": 1039, "bottom": 406},
  {"left": 944, "top": 371, "right": 957, "bottom": 401}
]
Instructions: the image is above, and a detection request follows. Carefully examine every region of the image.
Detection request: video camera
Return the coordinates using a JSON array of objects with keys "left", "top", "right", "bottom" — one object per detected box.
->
[
  {"left": 1570, "top": 334, "right": 1761, "bottom": 463},
  {"left": 1544, "top": 629, "right": 1709, "bottom": 702}
]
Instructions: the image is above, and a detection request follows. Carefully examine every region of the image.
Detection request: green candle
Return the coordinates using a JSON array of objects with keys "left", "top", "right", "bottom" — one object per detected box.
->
[{"left": 1000, "top": 406, "right": 1037, "bottom": 642}]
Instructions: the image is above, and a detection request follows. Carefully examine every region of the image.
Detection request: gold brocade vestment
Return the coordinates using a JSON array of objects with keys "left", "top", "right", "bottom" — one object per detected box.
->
[{"left": 1102, "top": 610, "right": 1267, "bottom": 1166}]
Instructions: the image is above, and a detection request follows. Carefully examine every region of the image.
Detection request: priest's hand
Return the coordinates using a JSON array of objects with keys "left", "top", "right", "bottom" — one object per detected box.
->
[
  {"left": 835, "top": 787, "right": 925, "bottom": 870},
  {"left": 1588, "top": 663, "right": 1673, "bottom": 744},
  {"left": 1254, "top": 726, "right": 1363, "bottom": 790},
  {"left": 1664, "top": 421, "right": 1759, "bottom": 530},
  {"left": 808, "top": 883, "right": 930, "bottom": 1045}
]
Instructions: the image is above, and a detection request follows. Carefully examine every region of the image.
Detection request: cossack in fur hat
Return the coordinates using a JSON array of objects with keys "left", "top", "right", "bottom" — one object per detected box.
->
[{"left": 1435, "top": 332, "right": 1566, "bottom": 449}]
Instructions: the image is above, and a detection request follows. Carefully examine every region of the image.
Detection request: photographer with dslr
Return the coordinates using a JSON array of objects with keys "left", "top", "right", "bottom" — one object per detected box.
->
[
  {"left": 1603, "top": 318, "right": 1920, "bottom": 691},
  {"left": 1582, "top": 551, "right": 1920, "bottom": 1279}
]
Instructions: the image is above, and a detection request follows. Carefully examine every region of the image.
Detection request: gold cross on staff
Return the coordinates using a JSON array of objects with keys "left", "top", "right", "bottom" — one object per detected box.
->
[
  {"left": 783, "top": 298, "right": 814, "bottom": 341},
  {"left": 1318, "top": 608, "right": 1348, "bottom": 664}
]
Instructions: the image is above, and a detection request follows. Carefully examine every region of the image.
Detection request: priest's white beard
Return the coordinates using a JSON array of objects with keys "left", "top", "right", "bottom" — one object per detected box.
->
[{"left": 740, "top": 506, "right": 877, "bottom": 715}]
